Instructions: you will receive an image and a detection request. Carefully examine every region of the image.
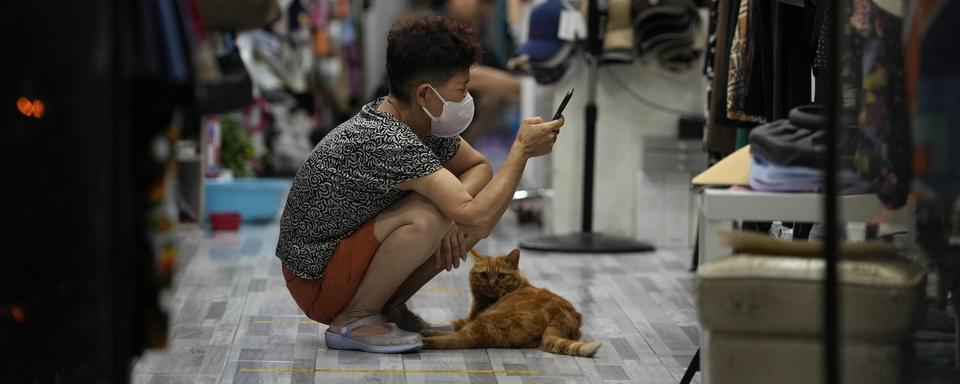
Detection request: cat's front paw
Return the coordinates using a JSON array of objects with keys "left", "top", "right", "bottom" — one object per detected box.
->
[
  {"left": 421, "top": 336, "right": 441, "bottom": 349},
  {"left": 421, "top": 329, "right": 453, "bottom": 337}
]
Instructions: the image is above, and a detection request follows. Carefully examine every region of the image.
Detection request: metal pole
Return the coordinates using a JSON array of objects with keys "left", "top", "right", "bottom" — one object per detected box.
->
[
  {"left": 955, "top": 316, "right": 960, "bottom": 368},
  {"left": 581, "top": 0, "right": 602, "bottom": 233},
  {"left": 825, "top": 0, "right": 842, "bottom": 380}
]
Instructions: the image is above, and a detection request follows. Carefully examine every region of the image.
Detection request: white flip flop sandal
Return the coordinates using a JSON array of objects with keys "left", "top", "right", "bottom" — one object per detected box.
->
[{"left": 324, "top": 314, "right": 423, "bottom": 353}]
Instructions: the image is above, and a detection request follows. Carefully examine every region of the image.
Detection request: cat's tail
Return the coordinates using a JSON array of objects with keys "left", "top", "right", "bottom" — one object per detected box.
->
[
  {"left": 540, "top": 322, "right": 602, "bottom": 357},
  {"left": 541, "top": 334, "right": 602, "bottom": 357}
]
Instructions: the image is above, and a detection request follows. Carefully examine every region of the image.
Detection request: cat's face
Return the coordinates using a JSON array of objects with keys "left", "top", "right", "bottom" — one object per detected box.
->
[{"left": 469, "top": 249, "right": 525, "bottom": 298}]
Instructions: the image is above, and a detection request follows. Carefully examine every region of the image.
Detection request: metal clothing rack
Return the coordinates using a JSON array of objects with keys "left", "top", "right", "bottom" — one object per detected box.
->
[
  {"left": 681, "top": 0, "right": 838, "bottom": 381},
  {"left": 823, "top": 0, "right": 842, "bottom": 380}
]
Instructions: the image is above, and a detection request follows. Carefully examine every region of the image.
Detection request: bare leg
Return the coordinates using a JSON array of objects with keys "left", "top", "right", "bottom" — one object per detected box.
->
[
  {"left": 381, "top": 258, "right": 445, "bottom": 331},
  {"left": 384, "top": 256, "right": 444, "bottom": 313},
  {"left": 383, "top": 230, "right": 480, "bottom": 331},
  {"left": 328, "top": 193, "right": 450, "bottom": 337}
]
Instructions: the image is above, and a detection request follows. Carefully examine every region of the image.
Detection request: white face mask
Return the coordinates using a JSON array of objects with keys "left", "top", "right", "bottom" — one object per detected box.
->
[{"left": 420, "top": 85, "right": 474, "bottom": 138}]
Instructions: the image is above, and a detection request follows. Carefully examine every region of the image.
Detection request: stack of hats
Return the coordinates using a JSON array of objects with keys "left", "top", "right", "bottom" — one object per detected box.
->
[
  {"left": 601, "top": 0, "right": 636, "bottom": 63},
  {"left": 517, "top": 0, "right": 703, "bottom": 81},
  {"left": 632, "top": 0, "right": 702, "bottom": 70},
  {"left": 598, "top": 0, "right": 704, "bottom": 67},
  {"left": 748, "top": 105, "right": 870, "bottom": 193},
  {"left": 516, "top": 0, "right": 581, "bottom": 85}
]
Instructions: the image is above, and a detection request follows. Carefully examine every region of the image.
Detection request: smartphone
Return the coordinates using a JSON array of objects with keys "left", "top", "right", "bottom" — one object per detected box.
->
[{"left": 553, "top": 88, "right": 574, "bottom": 121}]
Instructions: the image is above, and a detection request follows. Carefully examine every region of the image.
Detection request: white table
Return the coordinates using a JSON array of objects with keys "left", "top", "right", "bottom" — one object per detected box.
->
[
  {"left": 697, "top": 189, "right": 911, "bottom": 265},
  {"left": 695, "top": 188, "right": 913, "bottom": 384}
]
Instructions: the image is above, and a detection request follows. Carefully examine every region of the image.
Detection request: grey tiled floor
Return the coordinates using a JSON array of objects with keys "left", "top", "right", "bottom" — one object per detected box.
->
[{"left": 132, "top": 215, "right": 700, "bottom": 384}]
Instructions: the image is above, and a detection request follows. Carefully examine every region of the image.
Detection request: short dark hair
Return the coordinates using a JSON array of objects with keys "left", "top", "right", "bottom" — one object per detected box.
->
[{"left": 386, "top": 16, "right": 481, "bottom": 102}]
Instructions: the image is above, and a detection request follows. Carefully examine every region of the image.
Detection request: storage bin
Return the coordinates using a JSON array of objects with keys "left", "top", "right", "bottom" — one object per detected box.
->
[{"left": 205, "top": 178, "right": 291, "bottom": 222}]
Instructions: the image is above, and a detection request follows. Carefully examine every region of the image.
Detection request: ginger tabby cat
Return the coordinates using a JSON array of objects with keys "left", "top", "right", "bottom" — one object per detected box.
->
[{"left": 422, "top": 248, "right": 602, "bottom": 357}]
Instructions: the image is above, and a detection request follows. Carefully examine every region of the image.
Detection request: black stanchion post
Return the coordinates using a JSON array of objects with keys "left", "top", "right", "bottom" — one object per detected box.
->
[
  {"left": 825, "top": 0, "right": 842, "bottom": 380},
  {"left": 582, "top": 103, "right": 596, "bottom": 233},
  {"left": 519, "top": 0, "right": 655, "bottom": 253}
]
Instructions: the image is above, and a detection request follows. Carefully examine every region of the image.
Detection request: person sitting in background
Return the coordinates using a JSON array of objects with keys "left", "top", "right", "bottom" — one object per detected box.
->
[
  {"left": 275, "top": 16, "right": 564, "bottom": 353},
  {"left": 444, "top": 0, "right": 521, "bottom": 105},
  {"left": 377, "top": 0, "right": 522, "bottom": 143}
]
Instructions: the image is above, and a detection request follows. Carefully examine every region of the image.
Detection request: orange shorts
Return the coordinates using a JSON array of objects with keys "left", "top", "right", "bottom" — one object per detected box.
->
[{"left": 282, "top": 219, "right": 380, "bottom": 324}]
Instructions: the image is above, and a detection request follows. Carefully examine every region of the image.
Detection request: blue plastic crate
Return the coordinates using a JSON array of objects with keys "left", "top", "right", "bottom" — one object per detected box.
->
[{"left": 205, "top": 178, "right": 292, "bottom": 222}]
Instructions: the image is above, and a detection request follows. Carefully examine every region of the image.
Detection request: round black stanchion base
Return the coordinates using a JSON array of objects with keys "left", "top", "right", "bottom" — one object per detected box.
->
[{"left": 519, "top": 232, "right": 655, "bottom": 253}]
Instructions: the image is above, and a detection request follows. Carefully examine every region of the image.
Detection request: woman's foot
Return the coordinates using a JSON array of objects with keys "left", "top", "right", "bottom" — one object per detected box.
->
[
  {"left": 328, "top": 315, "right": 395, "bottom": 337},
  {"left": 325, "top": 314, "right": 422, "bottom": 353}
]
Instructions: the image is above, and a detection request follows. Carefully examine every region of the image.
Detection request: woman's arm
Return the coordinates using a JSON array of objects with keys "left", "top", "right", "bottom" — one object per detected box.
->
[
  {"left": 398, "top": 116, "right": 563, "bottom": 238},
  {"left": 468, "top": 66, "right": 521, "bottom": 104},
  {"left": 444, "top": 138, "right": 493, "bottom": 196}
]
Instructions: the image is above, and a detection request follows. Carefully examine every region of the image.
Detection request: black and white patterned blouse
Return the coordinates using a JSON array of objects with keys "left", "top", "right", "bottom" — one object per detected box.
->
[{"left": 276, "top": 98, "right": 461, "bottom": 279}]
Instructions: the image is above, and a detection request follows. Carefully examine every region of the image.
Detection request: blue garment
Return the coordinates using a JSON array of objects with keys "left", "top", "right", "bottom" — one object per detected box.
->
[
  {"left": 155, "top": 0, "right": 190, "bottom": 83},
  {"left": 749, "top": 155, "right": 872, "bottom": 193}
]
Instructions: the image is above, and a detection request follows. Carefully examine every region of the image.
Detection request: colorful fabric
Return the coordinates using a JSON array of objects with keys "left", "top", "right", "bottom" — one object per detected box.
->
[
  {"left": 726, "top": 0, "right": 766, "bottom": 123},
  {"left": 705, "top": 0, "right": 740, "bottom": 155},
  {"left": 852, "top": 3, "right": 911, "bottom": 209}
]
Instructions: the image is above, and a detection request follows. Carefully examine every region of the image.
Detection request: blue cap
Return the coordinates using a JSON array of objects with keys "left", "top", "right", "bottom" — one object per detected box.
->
[{"left": 517, "top": 0, "right": 566, "bottom": 62}]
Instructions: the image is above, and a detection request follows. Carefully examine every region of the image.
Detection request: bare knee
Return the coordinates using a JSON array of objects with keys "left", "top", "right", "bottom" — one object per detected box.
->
[
  {"left": 375, "top": 193, "right": 453, "bottom": 241},
  {"left": 404, "top": 202, "right": 451, "bottom": 241}
]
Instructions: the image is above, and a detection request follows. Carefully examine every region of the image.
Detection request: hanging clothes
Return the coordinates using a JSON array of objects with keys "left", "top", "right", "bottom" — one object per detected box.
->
[
  {"left": 852, "top": 2, "right": 911, "bottom": 209},
  {"left": 703, "top": 0, "right": 719, "bottom": 93},
  {"left": 155, "top": 0, "right": 193, "bottom": 84},
  {"left": 811, "top": 0, "right": 832, "bottom": 103},
  {"left": 704, "top": 0, "right": 740, "bottom": 155},
  {"left": 725, "top": 0, "right": 765, "bottom": 122},
  {"left": 743, "top": 0, "right": 816, "bottom": 121}
]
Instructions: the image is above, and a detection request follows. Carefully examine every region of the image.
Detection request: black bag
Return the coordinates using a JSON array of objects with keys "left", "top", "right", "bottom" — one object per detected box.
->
[
  {"left": 195, "top": 48, "right": 253, "bottom": 114},
  {"left": 196, "top": 0, "right": 281, "bottom": 31}
]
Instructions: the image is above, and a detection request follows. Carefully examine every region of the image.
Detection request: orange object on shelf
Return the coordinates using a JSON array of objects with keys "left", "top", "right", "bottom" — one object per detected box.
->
[{"left": 314, "top": 28, "right": 331, "bottom": 56}]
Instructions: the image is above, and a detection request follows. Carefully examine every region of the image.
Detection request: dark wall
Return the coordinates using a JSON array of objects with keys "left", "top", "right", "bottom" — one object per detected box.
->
[{"left": 1, "top": 0, "right": 141, "bottom": 382}]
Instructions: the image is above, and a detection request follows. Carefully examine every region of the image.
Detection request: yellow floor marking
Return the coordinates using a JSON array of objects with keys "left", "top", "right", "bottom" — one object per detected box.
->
[
  {"left": 239, "top": 368, "right": 541, "bottom": 375},
  {"left": 251, "top": 319, "right": 315, "bottom": 324}
]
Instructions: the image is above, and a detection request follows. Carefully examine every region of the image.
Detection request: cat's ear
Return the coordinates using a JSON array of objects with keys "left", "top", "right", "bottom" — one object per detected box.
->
[
  {"left": 469, "top": 248, "right": 484, "bottom": 260},
  {"left": 505, "top": 248, "right": 520, "bottom": 269}
]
